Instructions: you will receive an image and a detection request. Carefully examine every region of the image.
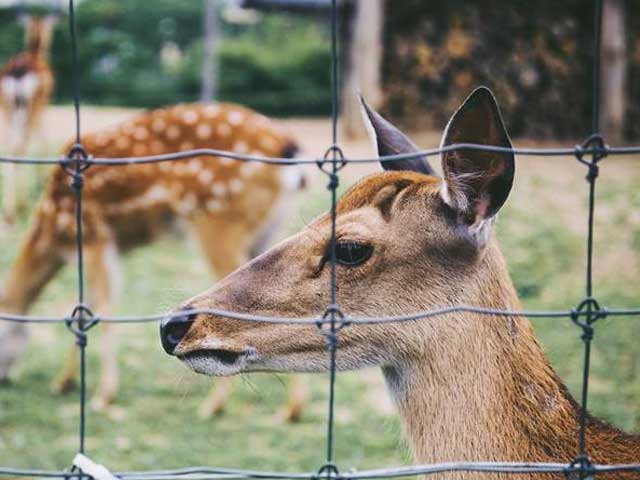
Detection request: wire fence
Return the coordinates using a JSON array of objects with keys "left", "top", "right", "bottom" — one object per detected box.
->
[{"left": 0, "top": 0, "right": 639, "bottom": 478}]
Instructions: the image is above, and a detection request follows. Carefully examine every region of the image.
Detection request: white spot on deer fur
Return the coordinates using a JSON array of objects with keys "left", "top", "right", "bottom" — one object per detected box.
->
[
  {"left": 150, "top": 140, "right": 165, "bottom": 154},
  {"left": 134, "top": 127, "right": 149, "bottom": 141},
  {"left": 176, "top": 192, "right": 197, "bottom": 215},
  {"left": 228, "top": 178, "right": 244, "bottom": 194},
  {"left": 152, "top": 118, "right": 166, "bottom": 133},
  {"left": 233, "top": 141, "right": 249, "bottom": 153},
  {"left": 147, "top": 184, "right": 169, "bottom": 202},
  {"left": 91, "top": 176, "right": 105, "bottom": 189},
  {"left": 159, "top": 162, "right": 171, "bottom": 171},
  {"left": 220, "top": 157, "right": 233, "bottom": 166},
  {"left": 40, "top": 200, "right": 54, "bottom": 214},
  {"left": 196, "top": 123, "right": 212, "bottom": 139},
  {"left": 56, "top": 212, "right": 72, "bottom": 231},
  {"left": 211, "top": 182, "right": 227, "bottom": 197},
  {"left": 95, "top": 134, "right": 109, "bottom": 147},
  {"left": 122, "top": 121, "right": 135, "bottom": 135},
  {"left": 227, "top": 110, "right": 244, "bottom": 126},
  {"left": 206, "top": 199, "right": 223, "bottom": 212},
  {"left": 217, "top": 123, "right": 231, "bottom": 137},
  {"left": 179, "top": 141, "right": 194, "bottom": 151},
  {"left": 133, "top": 143, "right": 148, "bottom": 156},
  {"left": 203, "top": 104, "right": 220, "bottom": 118},
  {"left": 259, "top": 135, "right": 277, "bottom": 151},
  {"left": 188, "top": 159, "right": 202, "bottom": 172},
  {"left": 115, "top": 136, "right": 131, "bottom": 150},
  {"left": 198, "top": 169, "right": 213, "bottom": 184},
  {"left": 166, "top": 125, "right": 180, "bottom": 140},
  {"left": 182, "top": 109, "right": 199, "bottom": 125},
  {"left": 240, "top": 161, "right": 261, "bottom": 177}
]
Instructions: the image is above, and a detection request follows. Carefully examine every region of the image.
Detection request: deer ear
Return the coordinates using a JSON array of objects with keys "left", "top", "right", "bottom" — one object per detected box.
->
[
  {"left": 359, "top": 95, "right": 436, "bottom": 176},
  {"left": 440, "top": 87, "right": 514, "bottom": 242}
]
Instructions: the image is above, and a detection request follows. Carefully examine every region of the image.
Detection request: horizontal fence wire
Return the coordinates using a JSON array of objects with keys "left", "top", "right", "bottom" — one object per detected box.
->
[
  {"left": 3, "top": 305, "right": 640, "bottom": 325},
  {"left": 2, "top": 462, "right": 640, "bottom": 479},
  {"left": 1, "top": 0, "right": 640, "bottom": 478},
  {"left": 3, "top": 142, "right": 640, "bottom": 166}
]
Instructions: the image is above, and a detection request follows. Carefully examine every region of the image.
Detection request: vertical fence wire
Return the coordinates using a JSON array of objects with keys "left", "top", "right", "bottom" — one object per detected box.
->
[
  {"left": 324, "top": 0, "right": 340, "bottom": 469},
  {"left": 67, "top": 0, "right": 88, "bottom": 459},
  {"left": 575, "top": 0, "right": 603, "bottom": 474}
]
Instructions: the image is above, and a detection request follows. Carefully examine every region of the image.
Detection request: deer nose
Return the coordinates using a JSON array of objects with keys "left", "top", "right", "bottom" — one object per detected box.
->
[{"left": 160, "top": 307, "right": 196, "bottom": 355}]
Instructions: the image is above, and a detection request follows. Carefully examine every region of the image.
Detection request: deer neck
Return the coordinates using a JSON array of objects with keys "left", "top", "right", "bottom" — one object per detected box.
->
[{"left": 382, "top": 241, "right": 586, "bottom": 465}]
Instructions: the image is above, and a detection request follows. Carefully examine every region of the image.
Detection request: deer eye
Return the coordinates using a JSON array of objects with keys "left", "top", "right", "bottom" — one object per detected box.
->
[{"left": 333, "top": 241, "right": 373, "bottom": 267}]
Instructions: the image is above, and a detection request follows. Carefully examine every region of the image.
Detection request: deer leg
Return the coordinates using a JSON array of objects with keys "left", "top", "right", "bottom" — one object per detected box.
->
[
  {"left": 87, "top": 242, "right": 121, "bottom": 412},
  {"left": 0, "top": 322, "right": 29, "bottom": 383},
  {"left": 197, "top": 377, "right": 234, "bottom": 418},
  {"left": 52, "top": 341, "right": 78, "bottom": 393},
  {"left": 1, "top": 221, "right": 64, "bottom": 382},
  {"left": 285, "top": 374, "right": 309, "bottom": 422},
  {"left": 1, "top": 163, "right": 17, "bottom": 223},
  {"left": 51, "top": 241, "right": 121, "bottom": 408},
  {"left": 189, "top": 214, "right": 252, "bottom": 418}
]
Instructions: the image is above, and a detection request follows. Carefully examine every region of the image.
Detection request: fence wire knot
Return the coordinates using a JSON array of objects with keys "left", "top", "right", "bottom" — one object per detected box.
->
[
  {"left": 65, "top": 304, "right": 99, "bottom": 345},
  {"left": 317, "top": 304, "right": 350, "bottom": 333},
  {"left": 315, "top": 463, "right": 340, "bottom": 480},
  {"left": 575, "top": 135, "right": 607, "bottom": 182},
  {"left": 571, "top": 298, "right": 608, "bottom": 344},
  {"left": 567, "top": 454, "right": 596, "bottom": 480},
  {"left": 61, "top": 143, "right": 92, "bottom": 176},
  {"left": 318, "top": 145, "right": 347, "bottom": 177}
]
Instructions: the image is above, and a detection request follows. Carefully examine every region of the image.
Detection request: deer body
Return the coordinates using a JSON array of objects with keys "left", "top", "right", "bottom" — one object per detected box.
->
[
  {"left": 0, "top": 102, "right": 307, "bottom": 418},
  {"left": 161, "top": 88, "right": 639, "bottom": 477},
  {"left": 1, "top": 15, "right": 56, "bottom": 220}
]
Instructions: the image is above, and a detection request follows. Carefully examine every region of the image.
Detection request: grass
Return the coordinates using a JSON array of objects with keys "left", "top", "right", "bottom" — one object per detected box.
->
[{"left": 0, "top": 130, "right": 639, "bottom": 472}]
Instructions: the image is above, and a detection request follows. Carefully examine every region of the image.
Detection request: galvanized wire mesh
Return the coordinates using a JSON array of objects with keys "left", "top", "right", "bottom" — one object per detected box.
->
[{"left": 0, "top": 0, "right": 639, "bottom": 478}]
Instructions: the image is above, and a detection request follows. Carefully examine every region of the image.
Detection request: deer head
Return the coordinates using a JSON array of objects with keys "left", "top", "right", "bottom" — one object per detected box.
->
[
  {"left": 161, "top": 89, "right": 640, "bottom": 468},
  {"left": 161, "top": 87, "right": 516, "bottom": 376}
]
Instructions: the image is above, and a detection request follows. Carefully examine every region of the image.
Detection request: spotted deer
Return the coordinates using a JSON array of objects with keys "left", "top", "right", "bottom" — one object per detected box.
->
[
  {"left": 0, "top": 14, "right": 57, "bottom": 221},
  {"left": 0, "top": 102, "right": 308, "bottom": 420},
  {"left": 161, "top": 88, "right": 640, "bottom": 478}
]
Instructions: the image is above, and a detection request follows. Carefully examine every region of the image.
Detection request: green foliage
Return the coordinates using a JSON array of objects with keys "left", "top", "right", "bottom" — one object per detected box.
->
[{"left": 0, "top": 1, "right": 331, "bottom": 115}]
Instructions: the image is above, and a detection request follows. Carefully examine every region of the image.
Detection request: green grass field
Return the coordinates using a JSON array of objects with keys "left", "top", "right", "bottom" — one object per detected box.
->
[{"left": 0, "top": 127, "right": 639, "bottom": 473}]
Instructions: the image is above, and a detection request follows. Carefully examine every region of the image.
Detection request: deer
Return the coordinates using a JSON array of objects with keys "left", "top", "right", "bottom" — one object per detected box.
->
[
  {"left": 0, "top": 14, "right": 57, "bottom": 221},
  {"left": 0, "top": 102, "right": 308, "bottom": 420},
  {"left": 161, "top": 87, "right": 640, "bottom": 478}
]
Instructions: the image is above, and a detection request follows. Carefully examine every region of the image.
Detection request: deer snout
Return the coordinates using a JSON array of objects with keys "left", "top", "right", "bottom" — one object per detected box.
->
[{"left": 160, "top": 307, "right": 197, "bottom": 355}]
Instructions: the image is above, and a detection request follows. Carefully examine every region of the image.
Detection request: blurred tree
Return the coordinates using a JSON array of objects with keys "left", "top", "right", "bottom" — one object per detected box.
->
[
  {"left": 201, "top": 0, "right": 219, "bottom": 102},
  {"left": 601, "top": 0, "right": 626, "bottom": 143},
  {"left": 0, "top": 0, "right": 332, "bottom": 115},
  {"left": 381, "top": 1, "right": 640, "bottom": 141}
]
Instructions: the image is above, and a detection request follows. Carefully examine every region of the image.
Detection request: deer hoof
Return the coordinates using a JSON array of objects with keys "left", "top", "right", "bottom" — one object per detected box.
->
[
  {"left": 90, "top": 395, "right": 111, "bottom": 413},
  {"left": 52, "top": 376, "right": 75, "bottom": 394},
  {"left": 284, "top": 405, "right": 302, "bottom": 423},
  {"left": 198, "top": 401, "right": 225, "bottom": 419}
]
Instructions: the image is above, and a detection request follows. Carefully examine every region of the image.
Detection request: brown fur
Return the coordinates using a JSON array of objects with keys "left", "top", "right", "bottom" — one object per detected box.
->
[
  {"left": 0, "top": 102, "right": 307, "bottom": 418},
  {"left": 166, "top": 92, "right": 640, "bottom": 478}
]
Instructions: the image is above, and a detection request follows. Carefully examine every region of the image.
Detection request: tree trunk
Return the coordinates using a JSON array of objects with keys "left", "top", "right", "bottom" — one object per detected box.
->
[
  {"left": 601, "top": 0, "right": 626, "bottom": 143},
  {"left": 201, "top": 0, "right": 219, "bottom": 103},
  {"left": 341, "top": 0, "right": 384, "bottom": 139}
]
